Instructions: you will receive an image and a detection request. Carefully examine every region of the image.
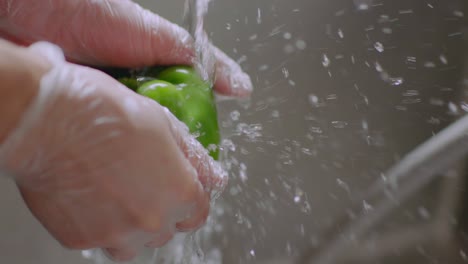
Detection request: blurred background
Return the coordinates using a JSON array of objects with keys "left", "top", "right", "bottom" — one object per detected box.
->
[{"left": 2, "top": 0, "right": 468, "bottom": 263}]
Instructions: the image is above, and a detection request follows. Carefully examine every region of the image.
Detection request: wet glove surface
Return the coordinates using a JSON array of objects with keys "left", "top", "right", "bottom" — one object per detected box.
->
[
  {"left": 114, "top": 66, "right": 220, "bottom": 160},
  {"left": 0, "top": 0, "right": 253, "bottom": 262}
]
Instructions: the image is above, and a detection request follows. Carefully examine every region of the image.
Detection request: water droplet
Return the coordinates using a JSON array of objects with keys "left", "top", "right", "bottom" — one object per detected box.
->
[
  {"left": 440, "top": 55, "right": 448, "bottom": 65},
  {"left": 230, "top": 110, "right": 240, "bottom": 121},
  {"left": 336, "top": 179, "right": 351, "bottom": 193},
  {"left": 295, "top": 39, "right": 307, "bottom": 50},
  {"left": 237, "top": 55, "right": 247, "bottom": 64},
  {"left": 302, "top": 148, "right": 315, "bottom": 156},
  {"left": 322, "top": 54, "right": 330, "bottom": 67},
  {"left": 382, "top": 27, "right": 392, "bottom": 34},
  {"left": 337, "top": 28, "right": 344, "bottom": 38},
  {"left": 271, "top": 110, "right": 280, "bottom": 118},
  {"left": 448, "top": 31, "right": 462, "bottom": 37},
  {"left": 402, "top": 90, "right": 419, "bottom": 96},
  {"left": 375, "top": 62, "right": 383, "bottom": 72},
  {"left": 257, "top": 8, "right": 262, "bottom": 24},
  {"left": 301, "top": 201, "right": 311, "bottom": 214},
  {"left": 226, "top": 23, "right": 231, "bottom": 30},
  {"left": 239, "top": 163, "right": 248, "bottom": 182},
  {"left": 461, "top": 102, "right": 468, "bottom": 112},
  {"left": 282, "top": 67, "right": 290, "bottom": 78},
  {"left": 454, "top": 10, "right": 464, "bottom": 17},
  {"left": 363, "top": 200, "right": 373, "bottom": 212},
  {"left": 235, "top": 123, "right": 263, "bottom": 142},
  {"left": 235, "top": 212, "right": 244, "bottom": 224},
  {"left": 222, "top": 139, "right": 236, "bottom": 152},
  {"left": 294, "top": 196, "right": 301, "bottom": 203},
  {"left": 417, "top": 207, "right": 431, "bottom": 220},
  {"left": 365, "top": 25, "right": 375, "bottom": 31},
  {"left": 250, "top": 249, "right": 256, "bottom": 257},
  {"left": 309, "top": 126, "right": 323, "bottom": 134},
  {"left": 390, "top": 77, "right": 404, "bottom": 86},
  {"left": 362, "top": 120, "right": 369, "bottom": 131},
  {"left": 424, "top": 61, "right": 436, "bottom": 68},
  {"left": 449, "top": 102, "right": 459, "bottom": 114},
  {"left": 249, "top": 34, "right": 258, "bottom": 41},
  {"left": 283, "top": 32, "right": 292, "bottom": 39},
  {"left": 357, "top": 3, "right": 369, "bottom": 10},
  {"left": 258, "top": 64, "right": 269, "bottom": 71},
  {"left": 286, "top": 242, "right": 292, "bottom": 255},
  {"left": 309, "top": 94, "right": 319, "bottom": 104},
  {"left": 229, "top": 187, "right": 240, "bottom": 196},
  {"left": 284, "top": 44, "right": 295, "bottom": 54},
  {"left": 406, "top": 56, "right": 417, "bottom": 64},
  {"left": 300, "top": 224, "right": 306, "bottom": 236},
  {"left": 399, "top": 9, "right": 414, "bottom": 14},
  {"left": 207, "top": 144, "right": 218, "bottom": 153},
  {"left": 427, "top": 117, "right": 441, "bottom": 125},
  {"left": 374, "top": 42, "right": 384, "bottom": 53},
  {"left": 460, "top": 250, "right": 467, "bottom": 260},
  {"left": 335, "top": 9, "right": 345, "bottom": 16},
  {"left": 331, "top": 121, "right": 348, "bottom": 129}
]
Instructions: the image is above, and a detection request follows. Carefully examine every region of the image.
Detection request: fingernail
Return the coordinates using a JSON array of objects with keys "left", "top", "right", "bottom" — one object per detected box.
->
[{"left": 214, "top": 47, "right": 254, "bottom": 96}]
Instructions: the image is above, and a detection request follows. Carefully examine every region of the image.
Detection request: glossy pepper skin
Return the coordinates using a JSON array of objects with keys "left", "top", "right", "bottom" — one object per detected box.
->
[{"left": 116, "top": 66, "right": 220, "bottom": 160}]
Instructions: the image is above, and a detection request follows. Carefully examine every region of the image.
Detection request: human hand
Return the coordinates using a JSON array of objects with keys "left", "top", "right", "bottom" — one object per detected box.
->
[
  {"left": 0, "top": 0, "right": 253, "bottom": 97},
  {"left": 0, "top": 0, "right": 253, "bottom": 261},
  {"left": 0, "top": 40, "right": 227, "bottom": 262}
]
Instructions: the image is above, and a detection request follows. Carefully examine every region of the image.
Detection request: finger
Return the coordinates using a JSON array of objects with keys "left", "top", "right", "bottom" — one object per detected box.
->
[
  {"left": 0, "top": 0, "right": 194, "bottom": 67},
  {"left": 134, "top": 104, "right": 214, "bottom": 229},
  {"left": 145, "top": 231, "right": 174, "bottom": 248},
  {"left": 1, "top": 0, "right": 253, "bottom": 97},
  {"left": 103, "top": 247, "right": 137, "bottom": 263},
  {"left": 213, "top": 46, "right": 253, "bottom": 97},
  {"left": 176, "top": 192, "right": 210, "bottom": 232},
  {"left": 162, "top": 108, "right": 228, "bottom": 195}
]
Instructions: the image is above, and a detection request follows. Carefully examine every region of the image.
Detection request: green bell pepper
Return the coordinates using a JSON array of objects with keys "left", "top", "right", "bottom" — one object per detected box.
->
[{"left": 117, "top": 66, "right": 220, "bottom": 160}]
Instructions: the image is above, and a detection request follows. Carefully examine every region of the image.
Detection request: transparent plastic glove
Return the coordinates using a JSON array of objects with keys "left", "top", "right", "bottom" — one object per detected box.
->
[
  {"left": 0, "top": 0, "right": 253, "bottom": 97},
  {"left": 0, "top": 41, "right": 227, "bottom": 262}
]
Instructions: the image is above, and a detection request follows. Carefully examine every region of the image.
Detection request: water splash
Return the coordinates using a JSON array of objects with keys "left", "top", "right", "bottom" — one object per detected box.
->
[
  {"left": 375, "top": 62, "right": 404, "bottom": 86},
  {"left": 183, "top": 0, "right": 216, "bottom": 85},
  {"left": 374, "top": 42, "right": 384, "bottom": 53},
  {"left": 322, "top": 54, "right": 331, "bottom": 67}
]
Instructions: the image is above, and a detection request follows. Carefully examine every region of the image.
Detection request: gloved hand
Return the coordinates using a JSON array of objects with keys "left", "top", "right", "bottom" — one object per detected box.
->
[
  {"left": 0, "top": 0, "right": 253, "bottom": 97},
  {"left": 0, "top": 39, "right": 228, "bottom": 262},
  {"left": 0, "top": 0, "right": 252, "bottom": 262}
]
